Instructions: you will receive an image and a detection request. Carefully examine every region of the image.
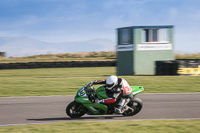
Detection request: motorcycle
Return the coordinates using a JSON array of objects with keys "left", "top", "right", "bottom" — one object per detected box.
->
[{"left": 66, "top": 82, "right": 144, "bottom": 118}]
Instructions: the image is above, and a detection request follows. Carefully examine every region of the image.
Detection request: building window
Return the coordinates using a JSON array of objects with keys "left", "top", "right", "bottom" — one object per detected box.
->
[
  {"left": 142, "top": 29, "right": 169, "bottom": 43},
  {"left": 159, "top": 29, "right": 169, "bottom": 42},
  {"left": 120, "top": 29, "right": 131, "bottom": 44}
]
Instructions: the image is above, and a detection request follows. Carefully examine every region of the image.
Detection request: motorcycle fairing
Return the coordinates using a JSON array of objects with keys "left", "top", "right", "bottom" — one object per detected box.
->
[
  {"left": 74, "top": 86, "right": 144, "bottom": 115},
  {"left": 75, "top": 86, "right": 108, "bottom": 115},
  {"left": 131, "top": 86, "right": 144, "bottom": 96}
]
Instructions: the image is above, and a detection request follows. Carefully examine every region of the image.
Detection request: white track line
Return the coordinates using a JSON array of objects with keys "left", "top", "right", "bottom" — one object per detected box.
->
[
  {"left": 0, "top": 95, "right": 71, "bottom": 99},
  {"left": 0, "top": 118, "right": 200, "bottom": 127},
  {"left": 0, "top": 93, "right": 200, "bottom": 99},
  {"left": 142, "top": 93, "right": 200, "bottom": 95},
  {"left": 0, "top": 122, "right": 55, "bottom": 127}
]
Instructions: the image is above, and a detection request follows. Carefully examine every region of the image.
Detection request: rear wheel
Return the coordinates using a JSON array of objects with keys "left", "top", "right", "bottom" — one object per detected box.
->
[
  {"left": 66, "top": 101, "right": 87, "bottom": 118},
  {"left": 122, "top": 97, "right": 143, "bottom": 116}
]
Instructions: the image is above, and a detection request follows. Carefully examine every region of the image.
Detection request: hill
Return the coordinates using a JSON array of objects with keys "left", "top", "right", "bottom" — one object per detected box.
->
[{"left": 0, "top": 37, "right": 115, "bottom": 57}]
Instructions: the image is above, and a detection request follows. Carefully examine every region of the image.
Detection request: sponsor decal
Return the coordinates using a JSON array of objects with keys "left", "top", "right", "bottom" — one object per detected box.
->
[
  {"left": 89, "top": 106, "right": 97, "bottom": 112},
  {"left": 82, "top": 98, "right": 89, "bottom": 101},
  {"left": 177, "top": 65, "right": 200, "bottom": 75},
  {"left": 132, "top": 90, "right": 142, "bottom": 95},
  {"left": 117, "top": 44, "right": 133, "bottom": 51},
  {"left": 137, "top": 44, "right": 172, "bottom": 51}
]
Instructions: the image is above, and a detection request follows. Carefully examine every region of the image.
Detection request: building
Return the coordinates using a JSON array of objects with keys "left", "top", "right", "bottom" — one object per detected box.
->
[{"left": 117, "top": 25, "right": 174, "bottom": 75}]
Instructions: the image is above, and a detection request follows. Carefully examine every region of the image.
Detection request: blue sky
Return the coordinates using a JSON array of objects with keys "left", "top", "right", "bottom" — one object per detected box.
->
[{"left": 0, "top": 0, "right": 200, "bottom": 53}]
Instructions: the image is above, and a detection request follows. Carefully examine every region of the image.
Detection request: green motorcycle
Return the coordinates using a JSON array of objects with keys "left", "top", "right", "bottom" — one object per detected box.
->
[{"left": 66, "top": 82, "right": 144, "bottom": 118}]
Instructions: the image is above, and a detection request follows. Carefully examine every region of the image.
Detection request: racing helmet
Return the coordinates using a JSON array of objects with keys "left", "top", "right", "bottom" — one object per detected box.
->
[{"left": 106, "top": 75, "right": 118, "bottom": 90}]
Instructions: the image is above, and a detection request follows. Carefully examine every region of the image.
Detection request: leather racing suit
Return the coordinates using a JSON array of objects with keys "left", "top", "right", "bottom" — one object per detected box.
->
[{"left": 93, "top": 78, "right": 133, "bottom": 113}]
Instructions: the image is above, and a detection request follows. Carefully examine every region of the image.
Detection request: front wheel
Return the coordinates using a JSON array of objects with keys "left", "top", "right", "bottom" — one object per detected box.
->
[
  {"left": 66, "top": 101, "right": 87, "bottom": 118},
  {"left": 122, "top": 97, "right": 143, "bottom": 116}
]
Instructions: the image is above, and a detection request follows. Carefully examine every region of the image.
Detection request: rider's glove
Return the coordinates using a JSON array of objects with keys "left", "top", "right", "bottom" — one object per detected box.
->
[
  {"left": 91, "top": 98, "right": 104, "bottom": 103},
  {"left": 95, "top": 99, "right": 104, "bottom": 104}
]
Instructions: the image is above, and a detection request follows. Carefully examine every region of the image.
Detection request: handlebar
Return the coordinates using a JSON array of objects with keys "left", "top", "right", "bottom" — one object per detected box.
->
[
  {"left": 85, "top": 82, "right": 92, "bottom": 87},
  {"left": 84, "top": 82, "right": 93, "bottom": 89},
  {"left": 85, "top": 82, "right": 96, "bottom": 93}
]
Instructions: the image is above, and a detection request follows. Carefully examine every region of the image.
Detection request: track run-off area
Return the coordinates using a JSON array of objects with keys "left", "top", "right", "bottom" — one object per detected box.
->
[{"left": 0, "top": 93, "right": 200, "bottom": 127}]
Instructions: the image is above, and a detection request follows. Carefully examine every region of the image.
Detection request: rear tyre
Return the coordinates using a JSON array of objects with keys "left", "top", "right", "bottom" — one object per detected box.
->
[
  {"left": 66, "top": 101, "right": 87, "bottom": 118},
  {"left": 122, "top": 97, "right": 143, "bottom": 116}
]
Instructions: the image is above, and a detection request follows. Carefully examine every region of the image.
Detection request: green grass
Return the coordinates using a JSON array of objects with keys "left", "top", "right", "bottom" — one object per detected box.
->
[
  {"left": 0, "top": 67, "right": 199, "bottom": 97},
  {"left": 0, "top": 120, "right": 200, "bottom": 133}
]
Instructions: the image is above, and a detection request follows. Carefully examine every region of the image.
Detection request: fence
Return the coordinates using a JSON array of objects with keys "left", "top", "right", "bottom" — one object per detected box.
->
[
  {"left": 0, "top": 61, "right": 116, "bottom": 70},
  {"left": 156, "top": 59, "right": 200, "bottom": 75},
  {"left": 1, "top": 59, "right": 199, "bottom": 76}
]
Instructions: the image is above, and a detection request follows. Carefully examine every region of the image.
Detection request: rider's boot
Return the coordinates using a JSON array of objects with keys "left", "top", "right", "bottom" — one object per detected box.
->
[
  {"left": 115, "top": 105, "right": 124, "bottom": 114},
  {"left": 115, "top": 98, "right": 130, "bottom": 114}
]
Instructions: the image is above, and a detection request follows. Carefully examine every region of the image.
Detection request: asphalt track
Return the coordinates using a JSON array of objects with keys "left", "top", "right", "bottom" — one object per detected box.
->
[{"left": 0, "top": 93, "right": 200, "bottom": 127}]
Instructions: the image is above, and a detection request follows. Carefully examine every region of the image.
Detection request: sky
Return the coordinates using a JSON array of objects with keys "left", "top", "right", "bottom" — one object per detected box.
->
[{"left": 0, "top": 0, "right": 200, "bottom": 53}]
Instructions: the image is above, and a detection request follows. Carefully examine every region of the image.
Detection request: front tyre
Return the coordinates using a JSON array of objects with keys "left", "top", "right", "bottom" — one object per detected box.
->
[
  {"left": 122, "top": 97, "right": 143, "bottom": 116},
  {"left": 66, "top": 101, "right": 87, "bottom": 118}
]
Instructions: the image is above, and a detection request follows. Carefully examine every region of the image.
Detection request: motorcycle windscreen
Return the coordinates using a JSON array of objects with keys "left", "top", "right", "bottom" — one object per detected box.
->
[{"left": 75, "top": 86, "right": 92, "bottom": 104}]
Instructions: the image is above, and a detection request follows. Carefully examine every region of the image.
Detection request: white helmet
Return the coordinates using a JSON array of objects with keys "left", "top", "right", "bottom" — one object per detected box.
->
[{"left": 106, "top": 75, "right": 118, "bottom": 90}]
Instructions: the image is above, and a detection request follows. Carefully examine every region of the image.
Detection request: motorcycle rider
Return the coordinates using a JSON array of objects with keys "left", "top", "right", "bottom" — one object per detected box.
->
[{"left": 91, "top": 75, "right": 133, "bottom": 114}]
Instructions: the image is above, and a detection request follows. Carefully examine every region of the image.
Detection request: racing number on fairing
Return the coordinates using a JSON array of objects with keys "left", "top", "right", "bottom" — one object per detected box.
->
[{"left": 123, "top": 86, "right": 132, "bottom": 94}]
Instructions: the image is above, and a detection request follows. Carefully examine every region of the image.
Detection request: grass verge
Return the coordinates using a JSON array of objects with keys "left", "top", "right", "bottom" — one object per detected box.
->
[
  {"left": 1, "top": 52, "right": 200, "bottom": 63},
  {"left": 0, "top": 51, "right": 116, "bottom": 63},
  {"left": 0, "top": 120, "right": 200, "bottom": 133},
  {"left": 176, "top": 53, "right": 200, "bottom": 59},
  {"left": 0, "top": 67, "right": 199, "bottom": 97}
]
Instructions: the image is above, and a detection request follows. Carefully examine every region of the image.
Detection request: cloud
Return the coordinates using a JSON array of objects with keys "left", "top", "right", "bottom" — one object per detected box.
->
[
  {"left": 169, "top": 7, "right": 178, "bottom": 18},
  {"left": 0, "top": 0, "right": 200, "bottom": 53}
]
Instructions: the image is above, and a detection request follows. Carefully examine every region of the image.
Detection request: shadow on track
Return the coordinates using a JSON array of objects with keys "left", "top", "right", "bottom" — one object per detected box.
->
[{"left": 27, "top": 115, "right": 125, "bottom": 121}]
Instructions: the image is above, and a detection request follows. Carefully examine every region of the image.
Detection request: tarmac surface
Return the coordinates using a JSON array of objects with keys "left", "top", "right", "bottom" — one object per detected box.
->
[{"left": 0, "top": 93, "right": 200, "bottom": 126}]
